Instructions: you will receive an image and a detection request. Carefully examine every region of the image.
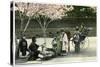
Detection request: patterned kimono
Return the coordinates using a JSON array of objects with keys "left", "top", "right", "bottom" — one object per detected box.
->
[
  {"left": 52, "top": 34, "right": 61, "bottom": 56},
  {"left": 56, "top": 35, "right": 62, "bottom": 55}
]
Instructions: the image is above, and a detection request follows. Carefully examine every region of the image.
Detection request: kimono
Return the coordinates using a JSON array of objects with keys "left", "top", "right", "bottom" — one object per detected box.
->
[
  {"left": 52, "top": 34, "right": 62, "bottom": 56},
  {"left": 73, "top": 31, "right": 80, "bottom": 53},
  {"left": 28, "top": 42, "right": 40, "bottom": 60},
  {"left": 60, "top": 32, "right": 68, "bottom": 53},
  {"left": 56, "top": 35, "right": 62, "bottom": 55},
  {"left": 63, "top": 33, "right": 68, "bottom": 52},
  {"left": 19, "top": 38, "right": 28, "bottom": 56}
]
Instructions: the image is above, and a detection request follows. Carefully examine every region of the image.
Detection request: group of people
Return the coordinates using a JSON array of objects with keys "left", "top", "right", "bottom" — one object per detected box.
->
[
  {"left": 19, "top": 36, "right": 40, "bottom": 60},
  {"left": 18, "top": 29, "right": 70, "bottom": 61},
  {"left": 72, "top": 24, "right": 88, "bottom": 53},
  {"left": 52, "top": 24, "right": 89, "bottom": 54},
  {"left": 18, "top": 24, "right": 88, "bottom": 61},
  {"left": 52, "top": 29, "right": 71, "bottom": 56}
]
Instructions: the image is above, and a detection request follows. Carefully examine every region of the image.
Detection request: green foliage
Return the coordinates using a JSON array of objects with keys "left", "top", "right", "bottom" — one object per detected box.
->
[{"left": 65, "top": 6, "right": 96, "bottom": 18}]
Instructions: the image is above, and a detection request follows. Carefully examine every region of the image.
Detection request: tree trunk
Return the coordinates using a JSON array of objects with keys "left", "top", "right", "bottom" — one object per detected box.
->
[{"left": 42, "top": 28, "right": 47, "bottom": 52}]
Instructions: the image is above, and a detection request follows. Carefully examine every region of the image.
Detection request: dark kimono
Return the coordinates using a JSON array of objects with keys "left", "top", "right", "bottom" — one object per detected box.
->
[
  {"left": 19, "top": 39, "right": 28, "bottom": 56},
  {"left": 28, "top": 42, "right": 40, "bottom": 60}
]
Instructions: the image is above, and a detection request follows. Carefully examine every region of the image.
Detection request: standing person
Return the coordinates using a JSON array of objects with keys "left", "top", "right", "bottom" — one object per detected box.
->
[
  {"left": 19, "top": 36, "right": 28, "bottom": 56},
  {"left": 60, "top": 30, "right": 64, "bottom": 53},
  {"left": 65, "top": 30, "right": 71, "bottom": 53},
  {"left": 52, "top": 31, "right": 61, "bottom": 56},
  {"left": 56, "top": 31, "right": 62, "bottom": 56},
  {"left": 60, "top": 29, "right": 68, "bottom": 54},
  {"left": 72, "top": 26, "right": 80, "bottom": 53},
  {"left": 28, "top": 37, "right": 40, "bottom": 60}
]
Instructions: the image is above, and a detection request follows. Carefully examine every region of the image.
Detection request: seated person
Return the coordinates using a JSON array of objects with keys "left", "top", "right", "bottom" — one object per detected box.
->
[
  {"left": 19, "top": 36, "right": 28, "bottom": 56},
  {"left": 28, "top": 37, "right": 40, "bottom": 61}
]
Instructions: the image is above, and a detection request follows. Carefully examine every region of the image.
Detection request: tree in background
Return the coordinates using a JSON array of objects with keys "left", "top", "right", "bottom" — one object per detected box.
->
[
  {"left": 65, "top": 6, "right": 96, "bottom": 18},
  {"left": 15, "top": 2, "right": 74, "bottom": 52}
]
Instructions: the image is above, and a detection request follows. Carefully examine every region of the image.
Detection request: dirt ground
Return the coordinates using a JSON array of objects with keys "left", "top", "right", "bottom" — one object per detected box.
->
[{"left": 15, "top": 37, "right": 96, "bottom": 65}]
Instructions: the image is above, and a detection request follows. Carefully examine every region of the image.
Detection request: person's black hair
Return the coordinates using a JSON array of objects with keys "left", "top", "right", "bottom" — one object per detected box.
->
[
  {"left": 32, "top": 37, "right": 36, "bottom": 42},
  {"left": 75, "top": 26, "right": 79, "bottom": 31},
  {"left": 60, "top": 29, "right": 64, "bottom": 32},
  {"left": 56, "top": 31, "right": 59, "bottom": 34}
]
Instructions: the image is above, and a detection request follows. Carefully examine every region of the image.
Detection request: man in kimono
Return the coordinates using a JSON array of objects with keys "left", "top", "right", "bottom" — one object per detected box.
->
[
  {"left": 28, "top": 37, "right": 40, "bottom": 60},
  {"left": 19, "top": 36, "right": 28, "bottom": 56}
]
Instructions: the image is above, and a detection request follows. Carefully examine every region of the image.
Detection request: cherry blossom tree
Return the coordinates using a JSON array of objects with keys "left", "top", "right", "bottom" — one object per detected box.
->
[{"left": 15, "top": 2, "right": 74, "bottom": 51}]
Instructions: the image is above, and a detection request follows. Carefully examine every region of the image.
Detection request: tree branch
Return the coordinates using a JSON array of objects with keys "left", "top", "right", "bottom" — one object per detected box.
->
[
  {"left": 23, "top": 16, "right": 31, "bottom": 33},
  {"left": 45, "top": 19, "right": 53, "bottom": 29}
]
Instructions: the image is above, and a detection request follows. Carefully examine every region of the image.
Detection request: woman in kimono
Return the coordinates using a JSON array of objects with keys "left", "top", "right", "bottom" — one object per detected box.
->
[
  {"left": 72, "top": 26, "right": 80, "bottom": 53},
  {"left": 52, "top": 31, "right": 62, "bottom": 56},
  {"left": 62, "top": 32, "right": 68, "bottom": 53},
  {"left": 60, "top": 29, "right": 68, "bottom": 55}
]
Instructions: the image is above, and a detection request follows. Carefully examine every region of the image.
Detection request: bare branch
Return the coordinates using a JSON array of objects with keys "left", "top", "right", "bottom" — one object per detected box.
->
[
  {"left": 23, "top": 16, "right": 31, "bottom": 33},
  {"left": 45, "top": 20, "right": 53, "bottom": 29}
]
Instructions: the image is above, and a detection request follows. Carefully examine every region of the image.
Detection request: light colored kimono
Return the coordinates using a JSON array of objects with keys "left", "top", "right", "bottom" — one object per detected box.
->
[
  {"left": 60, "top": 32, "right": 68, "bottom": 52},
  {"left": 63, "top": 33, "right": 69, "bottom": 51}
]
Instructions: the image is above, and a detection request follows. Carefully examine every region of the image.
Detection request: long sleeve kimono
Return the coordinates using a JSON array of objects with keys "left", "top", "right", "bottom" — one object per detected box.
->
[{"left": 62, "top": 33, "right": 68, "bottom": 52}]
